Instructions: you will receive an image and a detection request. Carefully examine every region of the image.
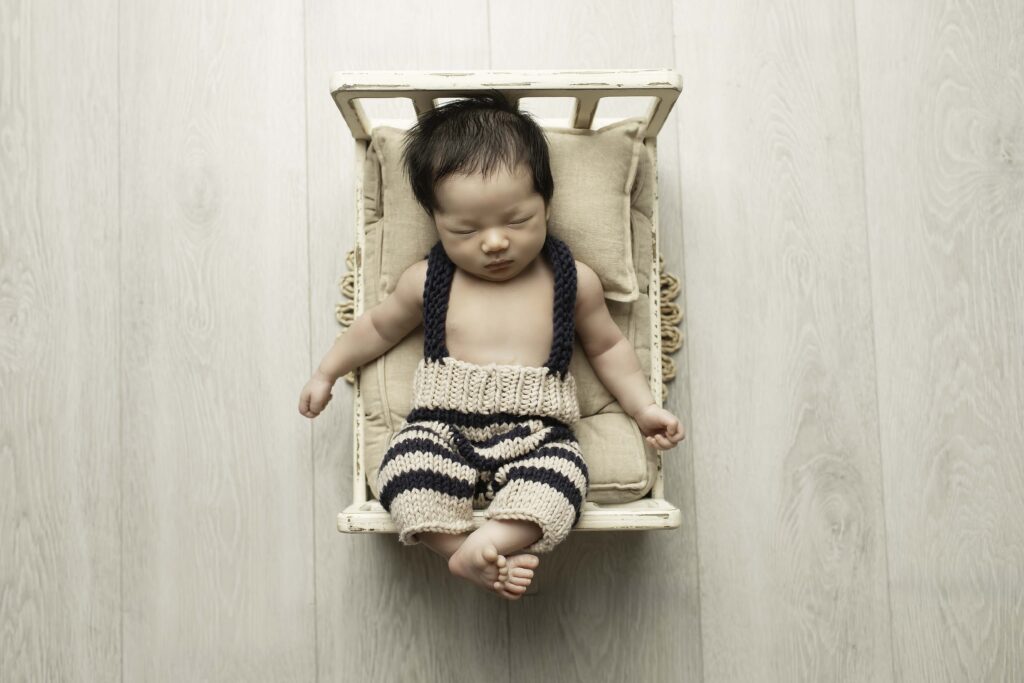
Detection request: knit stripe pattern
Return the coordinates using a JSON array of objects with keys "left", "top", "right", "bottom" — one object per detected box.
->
[
  {"left": 375, "top": 235, "right": 588, "bottom": 555},
  {"left": 377, "top": 410, "right": 589, "bottom": 554}
]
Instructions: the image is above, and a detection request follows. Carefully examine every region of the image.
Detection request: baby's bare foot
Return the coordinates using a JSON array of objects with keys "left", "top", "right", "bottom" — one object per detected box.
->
[
  {"left": 448, "top": 542, "right": 505, "bottom": 596},
  {"left": 494, "top": 552, "right": 539, "bottom": 600}
]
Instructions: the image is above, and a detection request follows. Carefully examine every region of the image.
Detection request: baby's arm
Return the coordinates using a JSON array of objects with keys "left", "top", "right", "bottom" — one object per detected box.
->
[
  {"left": 574, "top": 261, "right": 685, "bottom": 450},
  {"left": 316, "top": 259, "right": 426, "bottom": 381},
  {"left": 310, "top": 260, "right": 425, "bottom": 382}
]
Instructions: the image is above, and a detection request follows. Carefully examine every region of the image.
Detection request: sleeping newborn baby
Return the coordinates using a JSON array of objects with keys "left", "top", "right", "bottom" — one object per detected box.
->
[{"left": 299, "top": 92, "right": 685, "bottom": 601}]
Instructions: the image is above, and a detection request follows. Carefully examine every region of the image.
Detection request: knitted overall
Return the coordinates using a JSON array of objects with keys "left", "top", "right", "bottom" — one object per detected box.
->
[{"left": 376, "top": 234, "right": 589, "bottom": 554}]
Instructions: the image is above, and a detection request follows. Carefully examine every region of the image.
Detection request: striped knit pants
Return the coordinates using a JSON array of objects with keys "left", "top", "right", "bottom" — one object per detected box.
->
[{"left": 376, "top": 357, "right": 589, "bottom": 554}]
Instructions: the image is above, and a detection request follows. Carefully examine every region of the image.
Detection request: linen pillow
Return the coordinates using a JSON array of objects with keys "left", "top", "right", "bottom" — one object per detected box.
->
[{"left": 367, "top": 116, "right": 646, "bottom": 302}]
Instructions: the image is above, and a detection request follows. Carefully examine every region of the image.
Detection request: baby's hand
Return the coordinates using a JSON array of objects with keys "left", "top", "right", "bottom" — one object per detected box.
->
[
  {"left": 633, "top": 404, "right": 686, "bottom": 451},
  {"left": 299, "top": 370, "right": 335, "bottom": 419}
]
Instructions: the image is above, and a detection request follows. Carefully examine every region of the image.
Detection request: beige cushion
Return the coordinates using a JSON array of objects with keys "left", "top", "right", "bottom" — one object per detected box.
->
[
  {"left": 359, "top": 126, "right": 659, "bottom": 505},
  {"left": 366, "top": 117, "right": 646, "bottom": 303}
]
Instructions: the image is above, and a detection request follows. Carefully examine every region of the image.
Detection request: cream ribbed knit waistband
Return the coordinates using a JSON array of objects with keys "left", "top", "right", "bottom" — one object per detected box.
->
[{"left": 410, "top": 356, "right": 580, "bottom": 426}]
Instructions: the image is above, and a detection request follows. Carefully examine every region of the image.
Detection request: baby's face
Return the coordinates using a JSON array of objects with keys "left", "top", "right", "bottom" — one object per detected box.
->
[{"left": 432, "top": 162, "right": 550, "bottom": 282}]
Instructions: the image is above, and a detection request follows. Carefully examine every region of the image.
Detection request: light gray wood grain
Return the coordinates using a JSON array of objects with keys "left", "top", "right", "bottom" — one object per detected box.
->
[
  {"left": 489, "top": 2, "right": 702, "bottom": 682},
  {"left": 304, "top": 2, "right": 510, "bottom": 682},
  {"left": 118, "top": 1, "right": 313, "bottom": 680},
  {"left": 675, "top": 1, "right": 894, "bottom": 680},
  {"left": 856, "top": 1, "right": 1024, "bottom": 680},
  {"left": 0, "top": 1, "right": 121, "bottom": 681},
  {"left": 5, "top": 0, "right": 1024, "bottom": 680}
]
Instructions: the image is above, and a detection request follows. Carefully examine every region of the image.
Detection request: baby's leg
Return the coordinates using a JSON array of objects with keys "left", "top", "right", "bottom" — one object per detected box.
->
[
  {"left": 376, "top": 422, "right": 477, "bottom": 547},
  {"left": 378, "top": 428, "right": 508, "bottom": 596},
  {"left": 417, "top": 530, "right": 472, "bottom": 560},
  {"left": 485, "top": 436, "right": 590, "bottom": 555},
  {"left": 461, "top": 518, "right": 543, "bottom": 555}
]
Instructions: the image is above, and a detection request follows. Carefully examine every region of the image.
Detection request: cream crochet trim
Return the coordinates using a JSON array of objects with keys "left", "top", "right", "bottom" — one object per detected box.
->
[{"left": 411, "top": 356, "right": 581, "bottom": 426}]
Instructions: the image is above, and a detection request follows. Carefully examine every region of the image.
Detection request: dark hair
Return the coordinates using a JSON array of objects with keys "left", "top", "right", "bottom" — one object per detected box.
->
[{"left": 400, "top": 90, "right": 554, "bottom": 218}]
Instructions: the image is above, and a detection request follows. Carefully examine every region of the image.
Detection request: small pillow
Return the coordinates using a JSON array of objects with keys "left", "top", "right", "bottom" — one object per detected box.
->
[{"left": 369, "top": 116, "right": 646, "bottom": 302}]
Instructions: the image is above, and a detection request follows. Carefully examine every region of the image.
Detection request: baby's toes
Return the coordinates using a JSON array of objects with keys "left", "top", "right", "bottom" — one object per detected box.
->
[
  {"left": 510, "top": 566, "right": 535, "bottom": 581},
  {"left": 506, "top": 553, "right": 539, "bottom": 571}
]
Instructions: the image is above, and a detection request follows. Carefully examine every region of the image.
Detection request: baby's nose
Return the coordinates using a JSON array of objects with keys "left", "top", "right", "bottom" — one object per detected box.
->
[{"left": 482, "top": 233, "right": 509, "bottom": 252}]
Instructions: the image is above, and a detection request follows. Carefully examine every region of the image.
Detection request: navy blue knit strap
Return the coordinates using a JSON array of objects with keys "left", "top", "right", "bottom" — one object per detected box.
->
[
  {"left": 542, "top": 234, "right": 577, "bottom": 380},
  {"left": 420, "top": 235, "right": 576, "bottom": 379},
  {"left": 423, "top": 241, "right": 454, "bottom": 361}
]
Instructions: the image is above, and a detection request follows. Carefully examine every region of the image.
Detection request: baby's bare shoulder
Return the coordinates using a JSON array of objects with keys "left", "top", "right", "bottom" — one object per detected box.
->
[
  {"left": 369, "top": 258, "right": 427, "bottom": 344},
  {"left": 398, "top": 258, "right": 428, "bottom": 307},
  {"left": 405, "top": 258, "right": 428, "bottom": 278},
  {"left": 573, "top": 259, "right": 604, "bottom": 306},
  {"left": 572, "top": 259, "right": 620, "bottom": 356}
]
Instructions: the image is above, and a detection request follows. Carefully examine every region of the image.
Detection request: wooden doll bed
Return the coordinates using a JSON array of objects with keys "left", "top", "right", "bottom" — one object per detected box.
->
[{"left": 330, "top": 69, "right": 684, "bottom": 536}]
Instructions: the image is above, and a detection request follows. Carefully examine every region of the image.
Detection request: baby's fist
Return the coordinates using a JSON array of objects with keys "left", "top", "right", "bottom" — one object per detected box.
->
[
  {"left": 299, "top": 370, "right": 335, "bottom": 419},
  {"left": 633, "top": 404, "right": 686, "bottom": 451}
]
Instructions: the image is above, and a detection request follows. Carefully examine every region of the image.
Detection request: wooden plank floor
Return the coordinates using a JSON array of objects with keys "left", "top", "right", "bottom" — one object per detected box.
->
[
  {"left": 1, "top": 0, "right": 1021, "bottom": 681},
  {"left": 117, "top": 1, "right": 314, "bottom": 680},
  {"left": 856, "top": 1, "right": 1024, "bottom": 680},
  {"left": 676, "top": 2, "right": 892, "bottom": 680}
]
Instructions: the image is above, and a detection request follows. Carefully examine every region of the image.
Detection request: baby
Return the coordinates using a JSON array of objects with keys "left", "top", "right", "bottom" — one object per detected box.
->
[{"left": 299, "top": 92, "right": 685, "bottom": 600}]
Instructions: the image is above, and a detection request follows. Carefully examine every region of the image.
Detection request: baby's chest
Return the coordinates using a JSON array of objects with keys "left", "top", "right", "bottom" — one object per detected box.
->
[{"left": 445, "top": 281, "right": 555, "bottom": 362}]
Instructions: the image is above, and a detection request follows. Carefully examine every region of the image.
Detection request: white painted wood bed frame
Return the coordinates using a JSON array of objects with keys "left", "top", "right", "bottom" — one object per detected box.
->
[{"left": 331, "top": 69, "right": 684, "bottom": 535}]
